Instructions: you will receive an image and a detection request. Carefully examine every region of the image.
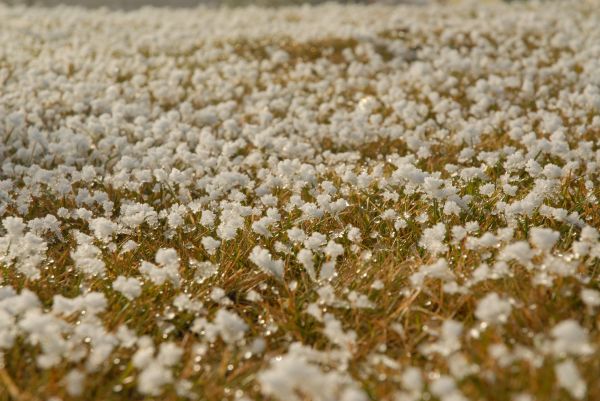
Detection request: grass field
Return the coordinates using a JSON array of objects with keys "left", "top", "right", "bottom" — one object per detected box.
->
[{"left": 1, "top": 1, "right": 600, "bottom": 400}]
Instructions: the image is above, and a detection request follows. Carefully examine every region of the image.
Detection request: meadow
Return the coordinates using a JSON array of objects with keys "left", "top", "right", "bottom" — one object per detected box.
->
[{"left": 1, "top": 1, "right": 600, "bottom": 400}]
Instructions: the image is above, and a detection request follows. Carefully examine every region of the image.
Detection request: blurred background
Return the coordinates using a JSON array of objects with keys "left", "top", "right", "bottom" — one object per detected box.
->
[{"left": 0, "top": 0, "right": 430, "bottom": 9}]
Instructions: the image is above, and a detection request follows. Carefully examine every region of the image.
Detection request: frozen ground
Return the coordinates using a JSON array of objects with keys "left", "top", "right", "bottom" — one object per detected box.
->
[
  {"left": 0, "top": 0, "right": 424, "bottom": 9},
  {"left": 1, "top": 1, "right": 600, "bottom": 401}
]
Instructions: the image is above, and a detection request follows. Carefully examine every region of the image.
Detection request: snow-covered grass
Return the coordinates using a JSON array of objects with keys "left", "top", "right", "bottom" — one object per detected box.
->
[{"left": 1, "top": 1, "right": 600, "bottom": 400}]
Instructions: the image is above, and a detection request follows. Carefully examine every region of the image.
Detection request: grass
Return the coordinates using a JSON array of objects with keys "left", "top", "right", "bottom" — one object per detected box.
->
[
  {"left": 1, "top": 1, "right": 600, "bottom": 400},
  {"left": 2, "top": 160, "right": 599, "bottom": 400}
]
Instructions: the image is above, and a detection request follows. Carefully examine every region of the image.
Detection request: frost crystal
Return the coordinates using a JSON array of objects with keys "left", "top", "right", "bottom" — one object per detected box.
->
[
  {"left": 249, "top": 246, "right": 284, "bottom": 280},
  {"left": 475, "top": 293, "right": 512, "bottom": 325}
]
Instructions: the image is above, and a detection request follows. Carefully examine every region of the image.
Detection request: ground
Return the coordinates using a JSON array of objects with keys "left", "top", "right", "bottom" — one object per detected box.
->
[{"left": 1, "top": 1, "right": 600, "bottom": 401}]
